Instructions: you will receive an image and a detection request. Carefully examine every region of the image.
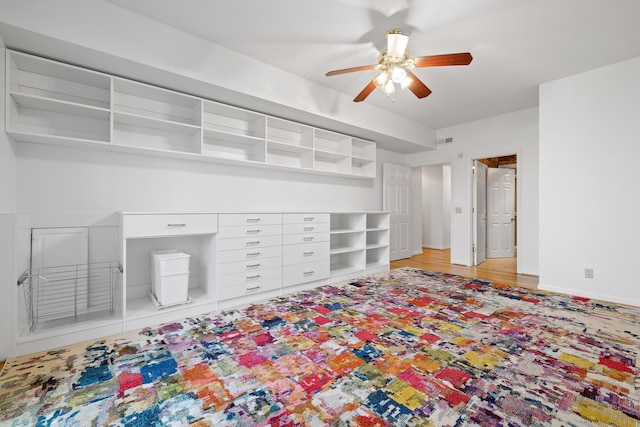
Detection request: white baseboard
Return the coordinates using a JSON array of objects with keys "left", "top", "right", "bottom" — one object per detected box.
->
[{"left": 538, "top": 283, "right": 640, "bottom": 308}]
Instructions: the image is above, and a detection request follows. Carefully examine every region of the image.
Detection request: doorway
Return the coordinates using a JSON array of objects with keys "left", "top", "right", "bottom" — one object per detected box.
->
[
  {"left": 473, "top": 154, "right": 517, "bottom": 265},
  {"left": 420, "top": 164, "right": 451, "bottom": 251}
]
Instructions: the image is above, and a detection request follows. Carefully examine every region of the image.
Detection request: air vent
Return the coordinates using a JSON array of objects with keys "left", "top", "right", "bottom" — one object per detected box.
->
[{"left": 436, "top": 137, "right": 454, "bottom": 145}]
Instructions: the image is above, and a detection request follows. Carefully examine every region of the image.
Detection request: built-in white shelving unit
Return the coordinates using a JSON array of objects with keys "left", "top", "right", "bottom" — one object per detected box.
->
[
  {"left": 365, "top": 212, "right": 391, "bottom": 274},
  {"left": 120, "top": 213, "right": 219, "bottom": 332},
  {"left": 13, "top": 211, "right": 388, "bottom": 356},
  {"left": 202, "top": 101, "right": 266, "bottom": 162},
  {"left": 6, "top": 51, "right": 112, "bottom": 149},
  {"left": 329, "top": 212, "right": 390, "bottom": 283},
  {"left": 5, "top": 49, "right": 376, "bottom": 179}
]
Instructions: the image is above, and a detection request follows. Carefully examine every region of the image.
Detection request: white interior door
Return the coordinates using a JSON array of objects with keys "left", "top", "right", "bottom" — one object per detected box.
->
[
  {"left": 31, "top": 227, "right": 89, "bottom": 321},
  {"left": 486, "top": 168, "right": 515, "bottom": 258},
  {"left": 383, "top": 163, "right": 411, "bottom": 261},
  {"left": 473, "top": 161, "right": 488, "bottom": 265}
]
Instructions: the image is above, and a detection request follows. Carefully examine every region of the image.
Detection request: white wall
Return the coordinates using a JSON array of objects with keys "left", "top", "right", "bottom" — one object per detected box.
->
[
  {"left": 0, "top": 39, "right": 18, "bottom": 360},
  {"left": 0, "top": 44, "right": 16, "bottom": 212},
  {"left": 410, "top": 167, "right": 423, "bottom": 255},
  {"left": 442, "top": 165, "right": 451, "bottom": 249},
  {"left": 421, "top": 164, "right": 452, "bottom": 250},
  {"left": 422, "top": 166, "right": 447, "bottom": 249},
  {"left": 16, "top": 144, "right": 402, "bottom": 215},
  {"left": 407, "top": 108, "right": 539, "bottom": 275},
  {"left": 539, "top": 56, "right": 640, "bottom": 306},
  {"left": 16, "top": 145, "right": 382, "bottom": 214}
]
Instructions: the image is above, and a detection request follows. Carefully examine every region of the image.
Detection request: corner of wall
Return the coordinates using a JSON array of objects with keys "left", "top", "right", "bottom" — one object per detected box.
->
[{"left": 0, "top": 35, "right": 19, "bottom": 359}]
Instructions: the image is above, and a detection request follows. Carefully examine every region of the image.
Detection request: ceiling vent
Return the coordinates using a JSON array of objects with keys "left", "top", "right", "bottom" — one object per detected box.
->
[{"left": 437, "top": 137, "right": 454, "bottom": 145}]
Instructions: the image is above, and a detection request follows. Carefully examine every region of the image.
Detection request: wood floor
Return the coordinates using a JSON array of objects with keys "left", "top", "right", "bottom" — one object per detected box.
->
[{"left": 390, "top": 248, "right": 539, "bottom": 290}]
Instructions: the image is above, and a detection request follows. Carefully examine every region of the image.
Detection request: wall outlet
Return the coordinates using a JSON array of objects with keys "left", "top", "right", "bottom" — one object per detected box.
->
[{"left": 584, "top": 268, "right": 594, "bottom": 279}]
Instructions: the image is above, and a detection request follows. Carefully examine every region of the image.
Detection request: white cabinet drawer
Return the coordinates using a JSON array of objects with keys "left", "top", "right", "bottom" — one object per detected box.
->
[
  {"left": 124, "top": 213, "right": 218, "bottom": 238},
  {"left": 218, "top": 278, "right": 282, "bottom": 301},
  {"left": 217, "top": 245, "right": 282, "bottom": 263},
  {"left": 283, "top": 213, "right": 329, "bottom": 224},
  {"left": 218, "top": 266, "right": 282, "bottom": 288},
  {"left": 283, "top": 241, "right": 330, "bottom": 266},
  {"left": 218, "top": 256, "right": 282, "bottom": 276},
  {"left": 218, "top": 224, "right": 282, "bottom": 239},
  {"left": 219, "top": 214, "right": 282, "bottom": 226},
  {"left": 283, "top": 222, "right": 330, "bottom": 235},
  {"left": 282, "top": 232, "right": 329, "bottom": 245},
  {"left": 217, "top": 234, "right": 282, "bottom": 251},
  {"left": 283, "top": 261, "right": 330, "bottom": 287}
]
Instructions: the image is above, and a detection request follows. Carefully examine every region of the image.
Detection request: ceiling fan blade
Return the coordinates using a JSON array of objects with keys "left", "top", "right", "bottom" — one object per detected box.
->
[
  {"left": 354, "top": 80, "right": 377, "bottom": 102},
  {"left": 405, "top": 71, "right": 432, "bottom": 99},
  {"left": 413, "top": 52, "right": 473, "bottom": 68},
  {"left": 325, "top": 64, "right": 378, "bottom": 77}
]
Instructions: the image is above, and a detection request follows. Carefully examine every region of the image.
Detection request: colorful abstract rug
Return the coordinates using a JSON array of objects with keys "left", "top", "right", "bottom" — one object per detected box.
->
[{"left": 1, "top": 268, "right": 639, "bottom": 426}]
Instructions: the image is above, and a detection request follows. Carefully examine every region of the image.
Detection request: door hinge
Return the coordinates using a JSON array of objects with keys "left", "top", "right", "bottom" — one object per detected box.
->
[{"left": 472, "top": 244, "right": 476, "bottom": 253}]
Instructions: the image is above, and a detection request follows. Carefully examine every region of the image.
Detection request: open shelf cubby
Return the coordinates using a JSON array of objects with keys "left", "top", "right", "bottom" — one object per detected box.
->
[
  {"left": 266, "top": 117, "right": 314, "bottom": 149},
  {"left": 112, "top": 78, "right": 201, "bottom": 126},
  {"left": 202, "top": 129, "right": 266, "bottom": 162},
  {"left": 113, "top": 113, "right": 202, "bottom": 154},
  {"left": 7, "top": 50, "right": 111, "bottom": 108},
  {"left": 267, "top": 142, "right": 314, "bottom": 169},
  {"left": 314, "top": 129, "right": 351, "bottom": 156},
  {"left": 6, "top": 51, "right": 112, "bottom": 145},
  {"left": 202, "top": 100, "right": 266, "bottom": 138}
]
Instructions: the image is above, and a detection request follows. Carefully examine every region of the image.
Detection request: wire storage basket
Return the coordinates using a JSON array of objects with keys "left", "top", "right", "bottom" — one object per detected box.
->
[{"left": 18, "top": 261, "right": 122, "bottom": 332}]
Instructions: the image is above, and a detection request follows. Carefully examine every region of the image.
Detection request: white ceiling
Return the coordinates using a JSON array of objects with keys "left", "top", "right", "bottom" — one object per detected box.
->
[{"left": 105, "top": 0, "right": 640, "bottom": 131}]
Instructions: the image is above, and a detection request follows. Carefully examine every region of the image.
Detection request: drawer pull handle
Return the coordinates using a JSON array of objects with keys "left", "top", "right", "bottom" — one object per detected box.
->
[
  {"left": 303, "top": 237, "right": 314, "bottom": 242},
  {"left": 246, "top": 274, "right": 261, "bottom": 280},
  {"left": 303, "top": 270, "right": 314, "bottom": 276},
  {"left": 246, "top": 252, "right": 261, "bottom": 257},
  {"left": 246, "top": 241, "right": 261, "bottom": 246},
  {"left": 246, "top": 285, "right": 261, "bottom": 291},
  {"left": 167, "top": 223, "right": 186, "bottom": 227},
  {"left": 246, "top": 264, "right": 261, "bottom": 268},
  {"left": 246, "top": 229, "right": 261, "bottom": 234},
  {"left": 303, "top": 217, "right": 314, "bottom": 221},
  {"left": 303, "top": 227, "right": 314, "bottom": 231},
  {"left": 303, "top": 251, "right": 314, "bottom": 256},
  {"left": 246, "top": 218, "right": 261, "bottom": 223}
]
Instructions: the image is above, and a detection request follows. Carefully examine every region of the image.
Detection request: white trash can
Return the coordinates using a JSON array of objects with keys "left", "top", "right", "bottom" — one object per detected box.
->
[{"left": 151, "top": 250, "right": 190, "bottom": 306}]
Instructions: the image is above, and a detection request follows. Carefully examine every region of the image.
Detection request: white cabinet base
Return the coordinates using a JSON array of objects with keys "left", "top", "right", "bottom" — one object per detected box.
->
[
  {"left": 15, "top": 320, "right": 123, "bottom": 357},
  {"left": 218, "top": 288, "right": 282, "bottom": 312},
  {"left": 283, "top": 278, "right": 330, "bottom": 294},
  {"left": 12, "top": 211, "right": 388, "bottom": 356}
]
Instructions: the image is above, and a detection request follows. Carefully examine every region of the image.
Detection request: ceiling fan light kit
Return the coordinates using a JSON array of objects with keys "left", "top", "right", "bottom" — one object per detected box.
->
[
  {"left": 386, "top": 29, "right": 409, "bottom": 57},
  {"left": 325, "top": 28, "right": 473, "bottom": 102}
]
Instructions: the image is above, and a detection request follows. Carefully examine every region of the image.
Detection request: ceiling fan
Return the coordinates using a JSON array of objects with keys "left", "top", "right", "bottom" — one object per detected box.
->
[{"left": 325, "top": 29, "right": 473, "bottom": 102}]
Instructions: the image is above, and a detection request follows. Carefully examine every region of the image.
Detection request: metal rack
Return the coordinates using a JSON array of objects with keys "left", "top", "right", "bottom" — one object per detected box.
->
[{"left": 17, "top": 261, "right": 122, "bottom": 332}]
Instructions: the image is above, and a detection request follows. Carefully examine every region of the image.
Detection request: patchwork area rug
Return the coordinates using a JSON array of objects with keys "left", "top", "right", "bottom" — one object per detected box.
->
[{"left": 1, "top": 268, "right": 639, "bottom": 426}]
